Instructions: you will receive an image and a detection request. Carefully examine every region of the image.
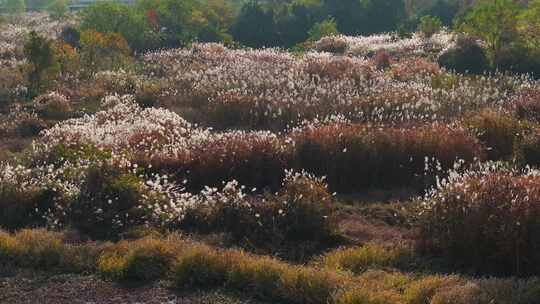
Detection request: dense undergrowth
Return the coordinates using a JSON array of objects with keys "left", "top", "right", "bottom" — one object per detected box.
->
[{"left": 2, "top": 11, "right": 540, "bottom": 304}]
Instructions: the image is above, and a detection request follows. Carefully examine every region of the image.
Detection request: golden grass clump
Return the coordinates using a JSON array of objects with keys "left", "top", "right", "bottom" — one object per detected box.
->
[{"left": 318, "top": 244, "right": 411, "bottom": 274}]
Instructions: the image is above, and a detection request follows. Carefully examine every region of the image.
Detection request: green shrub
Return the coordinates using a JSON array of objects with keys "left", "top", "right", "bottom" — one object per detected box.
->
[
  {"left": 24, "top": 31, "right": 60, "bottom": 95},
  {"left": 277, "top": 266, "right": 341, "bottom": 304},
  {"left": 495, "top": 46, "right": 540, "bottom": 77},
  {"left": 438, "top": 36, "right": 489, "bottom": 74},
  {"left": 60, "top": 26, "right": 81, "bottom": 49},
  {"left": 0, "top": 185, "right": 60, "bottom": 230},
  {"left": 308, "top": 18, "right": 339, "bottom": 42},
  {"left": 69, "top": 164, "right": 151, "bottom": 240},
  {"left": 44, "top": 143, "right": 111, "bottom": 167}
]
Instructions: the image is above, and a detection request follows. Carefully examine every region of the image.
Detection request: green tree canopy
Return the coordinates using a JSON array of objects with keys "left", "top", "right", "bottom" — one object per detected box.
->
[
  {"left": 459, "top": 0, "right": 521, "bottom": 62},
  {"left": 81, "top": 1, "right": 158, "bottom": 52},
  {"left": 24, "top": 31, "right": 59, "bottom": 95}
]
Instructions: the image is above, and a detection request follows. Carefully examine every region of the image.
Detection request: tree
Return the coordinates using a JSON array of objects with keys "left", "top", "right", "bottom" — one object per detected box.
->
[
  {"left": 422, "top": 0, "right": 459, "bottom": 26},
  {"left": 418, "top": 15, "right": 442, "bottom": 38},
  {"left": 231, "top": 1, "right": 279, "bottom": 48},
  {"left": 307, "top": 17, "right": 338, "bottom": 41},
  {"left": 322, "top": 0, "right": 405, "bottom": 35},
  {"left": 24, "top": 31, "right": 59, "bottom": 95},
  {"left": 80, "top": 29, "right": 131, "bottom": 75},
  {"left": 197, "top": 0, "right": 236, "bottom": 43},
  {"left": 519, "top": 0, "right": 540, "bottom": 49},
  {"left": 363, "top": 0, "right": 406, "bottom": 34},
  {"left": 459, "top": 0, "right": 521, "bottom": 63},
  {"left": 322, "top": 0, "right": 366, "bottom": 35},
  {"left": 81, "top": 1, "right": 158, "bottom": 52},
  {"left": 54, "top": 42, "right": 78, "bottom": 76}
]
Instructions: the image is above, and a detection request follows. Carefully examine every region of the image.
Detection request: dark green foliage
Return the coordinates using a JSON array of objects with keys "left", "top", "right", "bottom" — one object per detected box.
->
[
  {"left": 418, "top": 15, "right": 442, "bottom": 38},
  {"left": 438, "top": 36, "right": 489, "bottom": 74},
  {"left": 421, "top": 0, "right": 459, "bottom": 26},
  {"left": 459, "top": 0, "right": 520, "bottom": 64},
  {"left": 15, "top": 116, "right": 47, "bottom": 137},
  {"left": 0, "top": 186, "right": 57, "bottom": 230},
  {"left": 308, "top": 18, "right": 338, "bottom": 42},
  {"left": 323, "top": 0, "right": 405, "bottom": 35},
  {"left": 231, "top": 2, "right": 280, "bottom": 48},
  {"left": 69, "top": 165, "right": 150, "bottom": 240},
  {"left": 24, "top": 31, "right": 59, "bottom": 96},
  {"left": 495, "top": 46, "right": 540, "bottom": 78}
]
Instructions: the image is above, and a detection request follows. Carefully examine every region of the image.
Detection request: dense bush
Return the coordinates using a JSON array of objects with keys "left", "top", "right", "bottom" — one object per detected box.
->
[
  {"left": 307, "top": 18, "right": 339, "bottom": 42},
  {"left": 68, "top": 164, "right": 151, "bottom": 240},
  {"left": 495, "top": 46, "right": 540, "bottom": 78},
  {"left": 14, "top": 114, "right": 47, "bottom": 137},
  {"left": 438, "top": 36, "right": 489, "bottom": 74},
  {"left": 0, "top": 185, "right": 58, "bottom": 230},
  {"left": 183, "top": 170, "right": 339, "bottom": 260},
  {"left": 79, "top": 29, "right": 131, "bottom": 75},
  {"left": 60, "top": 26, "right": 80, "bottom": 49},
  {"left": 0, "top": 67, "right": 25, "bottom": 107},
  {"left": 419, "top": 167, "right": 540, "bottom": 276}
]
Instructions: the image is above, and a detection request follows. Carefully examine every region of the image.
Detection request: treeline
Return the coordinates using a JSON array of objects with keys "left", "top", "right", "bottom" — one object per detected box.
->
[
  {"left": 8, "top": 0, "right": 540, "bottom": 78},
  {"left": 439, "top": 0, "right": 540, "bottom": 78},
  {"left": 63, "top": 0, "right": 465, "bottom": 51}
]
